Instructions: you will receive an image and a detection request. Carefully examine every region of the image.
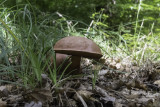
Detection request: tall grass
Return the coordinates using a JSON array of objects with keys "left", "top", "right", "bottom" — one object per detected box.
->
[
  {"left": 82, "top": 7, "right": 160, "bottom": 66},
  {"left": 0, "top": 6, "right": 19, "bottom": 85},
  {"left": 0, "top": 1, "right": 160, "bottom": 89},
  {"left": 0, "top": 4, "right": 76, "bottom": 88}
]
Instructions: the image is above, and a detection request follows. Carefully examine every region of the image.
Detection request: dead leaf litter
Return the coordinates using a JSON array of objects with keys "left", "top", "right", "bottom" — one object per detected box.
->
[{"left": 1, "top": 58, "right": 160, "bottom": 107}]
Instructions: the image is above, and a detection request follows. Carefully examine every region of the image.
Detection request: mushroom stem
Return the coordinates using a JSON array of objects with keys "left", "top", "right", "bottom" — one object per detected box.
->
[{"left": 70, "top": 56, "right": 81, "bottom": 73}]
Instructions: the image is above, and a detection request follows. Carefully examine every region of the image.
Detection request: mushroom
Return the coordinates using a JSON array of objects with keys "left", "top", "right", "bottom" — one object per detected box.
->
[
  {"left": 49, "top": 53, "right": 70, "bottom": 71},
  {"left": 54, "top": 36, "right": 102, "bottom": 73}
]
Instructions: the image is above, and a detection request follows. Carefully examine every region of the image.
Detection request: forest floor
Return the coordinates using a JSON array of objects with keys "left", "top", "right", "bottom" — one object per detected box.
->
[{"left": 0, "top": 57, "right": 160, "bottom": 107}]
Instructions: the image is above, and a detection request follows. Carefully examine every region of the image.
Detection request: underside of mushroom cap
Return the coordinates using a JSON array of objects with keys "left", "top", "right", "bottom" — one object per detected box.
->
[{"left": 54, "top": 36, "right": 102, "bottom": 59}]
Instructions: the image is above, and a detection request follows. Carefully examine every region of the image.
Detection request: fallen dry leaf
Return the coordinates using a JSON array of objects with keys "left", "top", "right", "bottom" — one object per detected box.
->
[
  {"left": 0, "top": 99, "right": 7, "bottom": 107},
  {"left": 75, "top": 91, "right": 87, "bottom": 107},
  {"left": 74, "top": 90, "right": 99, "bottom": 103},
  {"left": 0, "top": 85, "right": 13, "bottom": 98},
  {"left": 24, "top": 101, "right": 42, "bottom": 107},
  {"left": 95, "top": 86, "right": 116, "bottom": 103},
  {"left": 116, "top": 63, "right": 121, "bottom": 69},
  {"left": 98, "top": 69, "right": 109, "bottom": 76},
  {"left": 28, "top": 88, "right": 53, "bottom": 103},
  {"left": 154, "top": 80, "right": 160, "bottom": 87},
  {"left": 6, "top": 94, "right": 23, "bottom": 106}
]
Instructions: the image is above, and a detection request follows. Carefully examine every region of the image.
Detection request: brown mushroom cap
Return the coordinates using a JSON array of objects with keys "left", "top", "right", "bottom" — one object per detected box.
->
[{"left": 54, "top": 36, "right": 102, "bottom": 59}]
